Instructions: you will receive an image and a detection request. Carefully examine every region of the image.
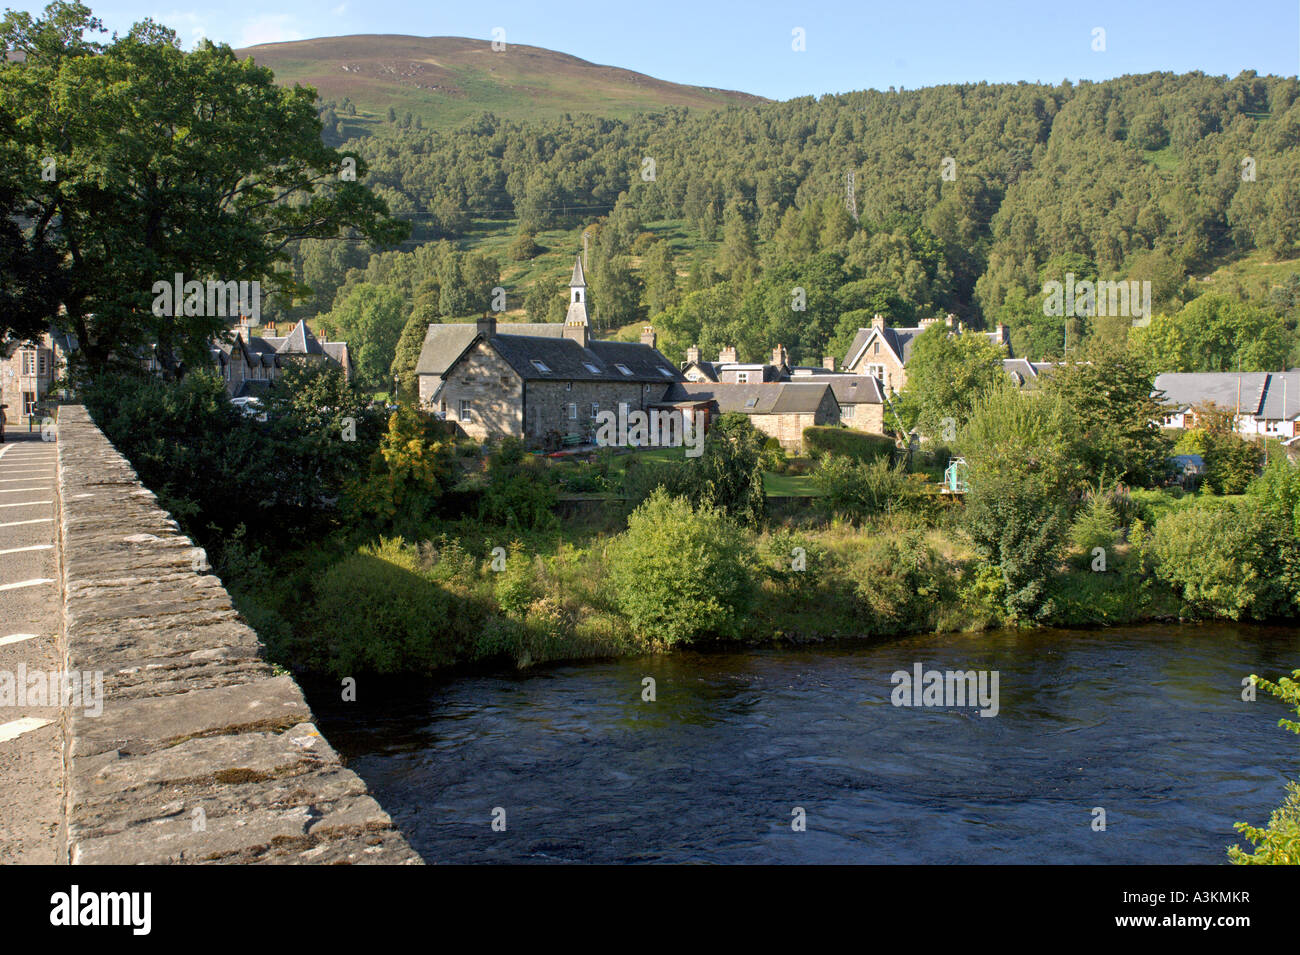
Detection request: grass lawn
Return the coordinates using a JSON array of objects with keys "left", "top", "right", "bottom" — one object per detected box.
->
[{"left": 762, "top": 471, "right": 822, "bottom": 497}]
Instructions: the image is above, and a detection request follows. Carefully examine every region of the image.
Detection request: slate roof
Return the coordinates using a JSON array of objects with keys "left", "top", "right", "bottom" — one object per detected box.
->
[
  {"left": 660, "top": 381, "right": 836, "bottom": 415},
  {"left": 570, "top": 256, "right": 587, "bottom": 287},
  {"left": 1153, "top": 372, "right": 1270, "bottom": 415},
  {"left": 784, "top": 373, "right": 882, "bottom": 405},
  {"left": 1256, "top": 371, "right": 1300, "bottom": 420},
  {"left": 415, "top": 323, "right": 563, "bottom": 377},
  {"left": 490, "top": 333, "right": 682, "bottom": 383}
]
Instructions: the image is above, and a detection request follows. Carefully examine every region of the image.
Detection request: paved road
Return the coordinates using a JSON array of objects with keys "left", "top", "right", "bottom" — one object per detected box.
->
[{"left": 0, "top": 429, "right": 62, "bottom": 863}]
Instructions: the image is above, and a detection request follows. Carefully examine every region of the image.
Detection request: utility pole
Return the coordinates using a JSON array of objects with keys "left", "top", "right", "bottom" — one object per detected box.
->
[{"left": 845, "top": 169, "right": 858, "bottom": 222}]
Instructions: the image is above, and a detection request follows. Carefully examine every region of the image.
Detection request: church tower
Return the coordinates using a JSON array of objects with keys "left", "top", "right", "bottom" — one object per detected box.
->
[{"left": 565, "top": 255, "right": 590, "bottom": 326}]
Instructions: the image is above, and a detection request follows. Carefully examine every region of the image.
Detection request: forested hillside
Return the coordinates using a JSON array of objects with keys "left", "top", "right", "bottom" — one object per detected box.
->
[{"left": 266, "top": 70, "right": 1300, "bottom": 382}]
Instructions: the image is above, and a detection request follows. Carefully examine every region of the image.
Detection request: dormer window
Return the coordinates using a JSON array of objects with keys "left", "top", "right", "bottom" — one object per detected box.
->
[
  {"left": 615, "top": 363, "right": 633, "bottom": 376},
  {"left": 531, "top": 360, "right": 552, "bottom": 374}
]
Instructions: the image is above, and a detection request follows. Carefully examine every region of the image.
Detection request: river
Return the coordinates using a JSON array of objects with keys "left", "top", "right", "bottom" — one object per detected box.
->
[{"left": 309, "top": 622, "right": 1300, "bottom": 863}]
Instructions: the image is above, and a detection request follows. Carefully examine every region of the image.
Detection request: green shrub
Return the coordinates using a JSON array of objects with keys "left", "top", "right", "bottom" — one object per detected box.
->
[
  {"left": 1203, "top": 432, "right": 1263, "bottom": 494},
  {"left": 480, "top": 439, "right": 558, "bottom": 528},
  {"left": 310, "top": 538, "right": 485, "bottom": 676},
  {"left": 849, "top": 531, "right": 951, "bottom": 630},
  {"left": 1248, "top": 456, "right": 1300, "bottom": 536},
  {"left": 608, "top": 490, "right": 757, "bottom": 645},
  {"left": 507, "top": 231, "right": 542, "bottom": 261},
  {"left": 1151, "top": 499, "right": 1300, "bottom": 620},
  {"left": 814, "top": 455, "right": 924, "bottom": 524},
  {"left": 1069, "top": 495, "right": 1121, "bottom": 567},
  {"left": 494, "top": 541, "right": 537, "bottom": 618},
  {"left": 803, "top": 426, "right": 895, "bottom": 464}
]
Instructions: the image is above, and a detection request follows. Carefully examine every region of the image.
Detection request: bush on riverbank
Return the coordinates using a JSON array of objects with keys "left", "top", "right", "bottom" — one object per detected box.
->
[{"left": 608, "top": 490, "right": 758, "bottom": 645}]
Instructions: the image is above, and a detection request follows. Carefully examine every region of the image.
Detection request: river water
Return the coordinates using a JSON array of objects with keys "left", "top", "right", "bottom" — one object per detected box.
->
[{"left": 310, "top": 623, "right": 1300, "bottom": 864}]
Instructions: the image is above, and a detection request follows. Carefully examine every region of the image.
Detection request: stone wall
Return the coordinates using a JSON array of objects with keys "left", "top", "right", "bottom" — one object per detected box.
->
[
  {"left": 438, "top": 341, "right": 524, "bottom": 442},
  {"left": 54, "top": 406, "right": 420, "bottom": 865}
]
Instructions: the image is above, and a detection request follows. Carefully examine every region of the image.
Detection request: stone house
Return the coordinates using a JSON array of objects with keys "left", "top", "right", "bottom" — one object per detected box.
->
[
  {"left": 841, "top": 313, "right": 1011, "bottom": 393},
  {"left": 656, "top": 380, "right": 840, "bottom": 452},
  {"left": 418, "top": 257, "right": 684, "bottom": 444},
  {"left": 210, "top": 320, "right": 352, "bottom": 398},
  {"left": 0, "top": 329, "right": 71, "bottom": 423}
]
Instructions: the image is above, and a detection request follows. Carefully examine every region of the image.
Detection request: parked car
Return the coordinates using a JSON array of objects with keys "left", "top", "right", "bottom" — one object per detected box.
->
[{"left": 230, "top": 396, "right": 267, "bottom": 422}]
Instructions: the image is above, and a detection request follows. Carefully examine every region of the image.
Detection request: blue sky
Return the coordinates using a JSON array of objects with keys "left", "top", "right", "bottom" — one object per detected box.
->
[{"left": 11, "top": 0, "right": 1300, "bottom": 99}]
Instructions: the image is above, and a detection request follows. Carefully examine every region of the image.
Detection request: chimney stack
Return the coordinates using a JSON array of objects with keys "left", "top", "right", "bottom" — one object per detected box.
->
[
  {"left": 771, "top": 344, "right": 788, "bottom": 368},
  {"left": 822, "top": 356, "right": 836, "bottom": 371},
  {"left": 640, "top": 325, "right": 657, "bottom": 349},
  {"left": 995, "top": 322, "right": 1007, "bottom": 345},
  {"left": 476, "top": 314, "right": 497, "bottom": 339},
  {"left": 719, "top": 345, "right": 738, "bottom": 364},
  {"left": 563, "top": 318, "right": 589, "bottom": 349},
  {"left": 686, "top": 345, "right": 701, "bottom": 364},
  {"left": 871, "top": 313, "right": 885, "bottom": 330},
  {"left": 918, "top": 316, "right": 938, "bottom": 329}
]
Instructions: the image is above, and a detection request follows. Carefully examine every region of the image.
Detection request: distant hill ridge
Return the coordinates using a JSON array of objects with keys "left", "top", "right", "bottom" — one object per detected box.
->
[{"left": 235, "top": 34, "right": 766, "bottom": 131}]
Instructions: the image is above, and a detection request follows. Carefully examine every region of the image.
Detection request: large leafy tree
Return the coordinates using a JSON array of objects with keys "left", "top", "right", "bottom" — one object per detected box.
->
[
  {"left": 896, "top": 324, "right": 1005, "bottom": 438},
  {"left": 1041, "top": 345, "right": 1170, "bottom": 487},
  {"left": 0, "top": 3, "right": 407, "bottom": 374},
  {"left": 317, "top": 282, "right": 408, "bottom": 389}
]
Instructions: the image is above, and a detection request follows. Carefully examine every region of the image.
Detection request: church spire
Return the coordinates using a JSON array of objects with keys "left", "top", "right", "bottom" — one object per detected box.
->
[{"left": 565, "top": 254, "right": 590, "bottom": 326}]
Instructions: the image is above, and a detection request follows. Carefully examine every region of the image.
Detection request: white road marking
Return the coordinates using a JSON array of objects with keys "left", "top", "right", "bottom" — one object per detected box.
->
[
  {"left": 0, "top": 501, "right": 52, "bottom": 509},
  {"left": 0, "top": 519, "right": 52, "bottom": 529},
  {"left": 0, "top": 578, "right": 55, "bottom": 592},
  {"left": 0, "top": 633, "right": 38, "bottom": 647},
  {"left": 0, "top": 544, "right": 53, "bottom": 556},
  {"left": 0, "top": 478, "right": 52, "bottom": 483},
  {"left": 0, "top": 718, "right": 55, "bottom": 743},
  {"left": 0, "top": 488, "right": 43, "bottom": 494}
]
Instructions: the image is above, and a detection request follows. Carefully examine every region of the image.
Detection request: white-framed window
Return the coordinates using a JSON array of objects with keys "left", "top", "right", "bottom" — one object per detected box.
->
[
  {"left": 735, "top": 371, "right": 749, "bottom": 384},
  {"left": 616, "top": 363, "right": 633, "bottom": 376},
  {"left": 865, "top": 363, "right": 886, "bottom": 385},
  {"left": 583, "top": 363, "right": 600, "bottom": 374},
  {"left": 21, "top": 350, "right": 35, "bottom": 375},
  {"left": 590, "top": 403, "right": 599, "bottom": 418},
  {"left": 568, "top": 403, "right": 577, "bottom": 420},
  {"left": 842, "top": 404, "right": 855, "bottom": 418},
  {"left": 38, "top": 353, "right": 48, "bottom": 376},
  {"left": 458, "top": 399, "right": 471, "bottom": 422},
  {"left": 532, "top": 360, "right": 551, "bottom": 374}
]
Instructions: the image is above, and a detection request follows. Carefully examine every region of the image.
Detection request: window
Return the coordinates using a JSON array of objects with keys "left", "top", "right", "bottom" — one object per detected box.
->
[
  {"left": 865, "top": 364, "right": 886, "bottom": 385},
  {"left": 873, "top": 341, "right": 880, "bottom": 355},
  {"left": 458, "top": 400, "right": 471, "bottom": 422},
  {"left": 615, "top": 363, "right": 633, "bottom": 376},
  {"left": 658, "top": 367, "right": 675, "bottom": 377},
  {"left": 735, "top": 371, "right": 749, "bottom": 384},
  {"left": 531, "top": 360, "right": 552, "bottom": 374},
  {"left": 23, "top": 391, "right": 36, "bottom": 415},
  {"left": 38, "top": 353, "right": 48, "bottom": 376},
  {"left": 568, "top": 403, "right": 577, "bottom": 420},
  {"left": 565, "top": 381, "right": 572, "bottom": 391},
  {"left": 590, "top": 403, "right": 599, "bottom": 418},
  {"left": 745, "top": 397, "right": 758, "bottom": 408},
  {"left": 21, "top": 350, "right": 35, "bottom": 375},
  {"left": 583, "top": 363, "right": 601, "bottom": 374},
  {"left": 842, "top": 404, "right": 855, "bottom": 418}
]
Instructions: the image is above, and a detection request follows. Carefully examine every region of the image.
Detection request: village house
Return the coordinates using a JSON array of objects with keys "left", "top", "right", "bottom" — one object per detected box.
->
[
  {"left": 210, "top": 319, "right": 353, "bottom": 398},
  {"left": 417, "top": 257, "right": 684, "bottom": 445},
  {"left": 0, "top": 329, "right": 72, "bottom": 423},
  {"left": 840, "top": 313, "right": 1011, "bottom": 393},
  {"left": 1153, "top": 371, "right": 1300, "bottom": 441},
  {"left": 680, "top": 343, "right": 887, "bottom": 438},
  {"left": 654, "top": 380, "right": 841, "bottom": 452}
]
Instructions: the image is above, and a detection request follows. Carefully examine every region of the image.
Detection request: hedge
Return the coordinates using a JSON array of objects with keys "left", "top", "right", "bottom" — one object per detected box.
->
[{"left": 803, "top": 426, "right": 896, "bottom": 463}]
